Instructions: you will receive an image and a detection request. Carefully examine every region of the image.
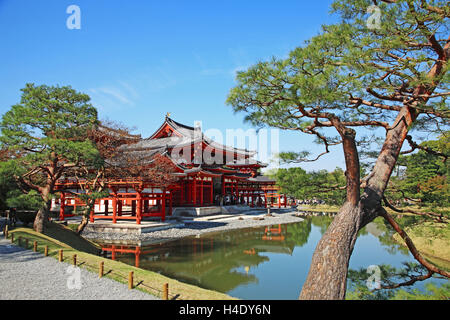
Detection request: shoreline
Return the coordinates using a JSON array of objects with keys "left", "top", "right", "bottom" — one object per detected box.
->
[{"left": 81, "top": 208, "right": 307, "bottom": 244}]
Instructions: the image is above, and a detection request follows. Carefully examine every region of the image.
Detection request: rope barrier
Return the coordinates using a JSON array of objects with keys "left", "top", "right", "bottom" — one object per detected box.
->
[{"left": 5, "top": 232, "right": 179, "bottom": 300}]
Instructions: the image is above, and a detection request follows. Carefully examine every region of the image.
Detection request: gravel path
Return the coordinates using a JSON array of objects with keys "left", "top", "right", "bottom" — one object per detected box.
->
[
  {"left": 0, "top": 239, "right": 159, "bottom": 300},
  {"left": 82, "top": 208, "right": 305, "bottom": 243}
]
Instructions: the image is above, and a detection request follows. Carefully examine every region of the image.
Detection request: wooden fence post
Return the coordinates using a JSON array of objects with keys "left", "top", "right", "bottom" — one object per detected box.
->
[
  {"left": 18, "top": 236, "right": 22, "bottom": 247},
  {"left": 4, "top": 225, "right": 8, "bottom": 239},
  {"left": 163, "top": 283, "right": 169, "bottom": 300},
  {"left": 99, "top": 261, "right": 104, "bottom": 278},
  {"left": 33, "top": 241, "right": 37, "bottom": 252},
  {"left": 59, "top": 249, "right": 63, "bottom": 262},
  {"left": 44, "top": 245, "right": 48, "bottom": 256},
  {"left": 72, "top": 254, "right": 77, "bottom": 266},
  {"left": 25, "top": 238, "right": 29, "bottom": 249},
  {"left": 11, "top": 233, "right": 14, "bottom": 243},
  {"left": 128, "top": 271, "right": 134, "bottom": 290}
]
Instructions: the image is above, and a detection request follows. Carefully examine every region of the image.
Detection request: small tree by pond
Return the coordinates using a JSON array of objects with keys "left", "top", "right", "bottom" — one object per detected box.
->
[
  {"left": 0, "top": 83, "right": 99, "bottom": 233},
  {"left": 63, "top": 122, "right": 178, "bottom": 234}
]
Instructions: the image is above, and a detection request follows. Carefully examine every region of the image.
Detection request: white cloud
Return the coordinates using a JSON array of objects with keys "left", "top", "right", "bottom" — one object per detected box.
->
[
  {"left": 89, "top": 81, "right": 140, "bottom": 111},
  {"left": 96, "top": 87, "right": 133, "bottom": 105}
]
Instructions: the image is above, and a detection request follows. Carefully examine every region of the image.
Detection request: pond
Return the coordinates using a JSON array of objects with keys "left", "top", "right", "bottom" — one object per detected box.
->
[{"left": 95, "top": 216, "right": 448, "bottom": 299}]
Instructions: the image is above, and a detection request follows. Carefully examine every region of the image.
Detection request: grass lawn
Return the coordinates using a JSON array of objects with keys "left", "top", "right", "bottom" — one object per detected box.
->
[
  {"left": 6, "top": 222, "right": 236, "bottom": 300},
  {"left": 392, "top": 221, "right": 450, "bottom": 271},
  {"left": 297, "top": 204, "right": 341, "bottom": 213},
  {"left": 298, "top": 204, "right": 448, "bottom": 217},
  {"left": 299, "top": 204, "right": 449, "bottom": 270}
]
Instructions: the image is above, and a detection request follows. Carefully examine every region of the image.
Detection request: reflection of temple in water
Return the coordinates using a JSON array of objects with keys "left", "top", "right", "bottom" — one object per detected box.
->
[{"left": 98, "top": 224, "right": 297, "bottom": 292}]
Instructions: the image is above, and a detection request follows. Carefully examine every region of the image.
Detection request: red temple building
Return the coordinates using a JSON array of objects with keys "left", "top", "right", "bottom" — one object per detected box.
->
[{"left": 54, "top": 116, "right": 290, "bottom": 224}]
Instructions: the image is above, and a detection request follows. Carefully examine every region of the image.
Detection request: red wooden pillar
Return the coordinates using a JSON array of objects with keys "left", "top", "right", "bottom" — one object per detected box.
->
[
  {"left": 136, "top": 192, "right": 142, "bottom": 225},
  {"left": 193, "top": 177, "right": 197, "bottom": 206},
  {"left": 186, "top": 180, "right": 191, "bottom": 204},
  {"left": 118, "top": 200, "right": 123, "bottom": 216},
  {"left": 236, "top": 181, "right": 239, "bottom": 201},
  {"left": 221, "top": 176, "right": 225, "bottom": 197},
  {"left": 89, "top": 207, "right": 94, "bottom": 223},
  {"left": 210, "top": 179, "right": 213, "bottom": 205},
  {"left": 180, "top": 181, "right": 185, "bottom": 205},
  {"left": 111, "top": 245, "right": 116, "bottom": 260},
  {"left": 284, "top": 195, "right": 287, "bottom": 208},
  {"left": 278, "top": 195, "right": 281, "bottom": 208},
  {"left": 200, "top": 178, "right": 204, "bottom": 206},
  {"left": 144, "top": 199, "right": 149, "bottom": 213},
  {"left": 161, "top": 191, "right": 166, "bottom": 222},
  {"left": 230, "top": 180, "right": 234, "bottom": 200},
  {"left": 104, "top": 200, "right": 109, "bottom": 215},
  {"left": 131, "top": 200, "right": 136, "bottom": 216},
  {"left": 112, "top": 196, "right": 117, "bottom": 224},
  {"left": 59, "top": 192, "right": 65, "bottom": 221},
  {"left": 135, "top": 246, "right": 141, "bottom": 268},
  {"left": 169, "top": 192, "right": 173, "bottom": 216}
]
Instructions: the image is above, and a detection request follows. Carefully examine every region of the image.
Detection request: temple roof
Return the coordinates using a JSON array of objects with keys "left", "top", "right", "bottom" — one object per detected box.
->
[
  {"left": 111, "top": 116, "right": 269, "bottom": 179},
  {"left": 146, "top": 117, "right": 257, "bottom": 157},
  {"left": 119, "top": 135, "right": 196, "bottom": 152},
  {"left": 97, "top": 124, "right": 142, "bottom": 141},
  {"left": 247, "top": 175, "right": 276, "bottom": 183}
]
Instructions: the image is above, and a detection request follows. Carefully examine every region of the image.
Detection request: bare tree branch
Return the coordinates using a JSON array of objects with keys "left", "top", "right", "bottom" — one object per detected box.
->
[{"left": 379, "top": 208, "right": 450, "bottom": 279}]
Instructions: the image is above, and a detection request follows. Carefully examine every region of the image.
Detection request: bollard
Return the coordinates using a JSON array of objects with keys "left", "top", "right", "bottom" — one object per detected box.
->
[
  {"left": 72, "top": 254, "right": 77, "bottom": 266},
  {"left": 44, "top": 245, "right": 48, "bottom": 256},
  {"left": 59, "top": 249, "right": 63, "bottom": 262},
  {"left": 33, "top": 241, "right": 37, "bottom": 252},
  {"left": 128, "top": 271, "right": 134, "bottom": 290},
  {"left": 99, "top": 261, "right": 104, "bottom": 278},
  {"left": 163, "top": 283, "right": 169, "bottom": 300}
]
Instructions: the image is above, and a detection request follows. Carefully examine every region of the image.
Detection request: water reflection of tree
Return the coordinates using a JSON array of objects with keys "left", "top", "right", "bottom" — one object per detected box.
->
[
  {"left": 104, "top": 225, "right": 302, "bottom": 293},
  {"left": 286, "top": 219, "right": 312, "bottom": 248},
  {"left": 347, "top": 262, "right": 448, "bottom": 300},
  {"left": 138, "top": 240, "right": 266, "bottom": 292},
  {"left": 98, "top": 220, "right": 316, "bottom": 293},
  {"left": 307, "top": 214, "right": 412, "bottom": 256},
  {"left": 346, "top": 216, "right": 448, "bottom": 299},
  {"left": 309, "top": 216, "right": 334, "bottom": 235},
  {"left": 371, "top": 217, "right": 410, "bottom": 255}
]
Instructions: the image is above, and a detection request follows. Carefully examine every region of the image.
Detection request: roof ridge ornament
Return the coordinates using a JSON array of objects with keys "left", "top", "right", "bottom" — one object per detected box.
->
[{"left": 166, "top": 112, "right": 171, "bottom": 119}]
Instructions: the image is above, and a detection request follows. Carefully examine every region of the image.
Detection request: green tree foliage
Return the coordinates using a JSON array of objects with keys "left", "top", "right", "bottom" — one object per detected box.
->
[
  {"left": 226, "top": 0, "right": 449, "bottom": 299},
  {"left": 286, "top": 219, "right": 312, "bottom": 247},
  {"left": 0, "top": 153, "right": 42, "bottom": 210},
  {"left": 268, "top": 167, "right": 347, "bottom": 205},
  {"left": 0, "top": 83, "right": 99, "bottom": 232},
  {"left": 383, "top": 132, "right": 449, "bottom": 227},
  {"left": 347, "top": 262, "right": 449, "bottom": 300},
  {"left": 391, "top": 282, "right": 450, "bottom": 300},
  {"left": 389, "top": 133, "right": 449, "bottom": 207}
]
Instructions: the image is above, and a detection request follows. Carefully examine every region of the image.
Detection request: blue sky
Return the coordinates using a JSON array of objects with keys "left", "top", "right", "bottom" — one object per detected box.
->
[{"left": 0, "top": 0, "right": 347, "bottom": 172}]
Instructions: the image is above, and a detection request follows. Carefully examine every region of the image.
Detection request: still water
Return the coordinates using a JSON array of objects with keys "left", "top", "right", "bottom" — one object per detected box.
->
[{"left": 97, "top": 216, "right": 448, "bottom": 299}]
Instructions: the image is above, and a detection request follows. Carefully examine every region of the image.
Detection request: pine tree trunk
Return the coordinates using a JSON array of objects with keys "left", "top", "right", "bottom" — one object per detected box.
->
[
  {"left": 33, "top": 200, "right": 50, "bottom": 233},
  {"left": 32, "top": 171, "right": 55, "bottom": 234},
  {"left": 76, "top": 215, "right": 89, "bottom": 234},
  {"left": 299, "top": 106, "right": 417, "bottom": 300},
  {"left": 76, "top": 202, "right": 94, "bottom": 234},
  {"left": 299, "top": 202, "right": 363, "bottom": 299}
]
